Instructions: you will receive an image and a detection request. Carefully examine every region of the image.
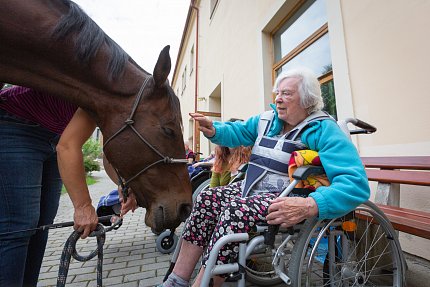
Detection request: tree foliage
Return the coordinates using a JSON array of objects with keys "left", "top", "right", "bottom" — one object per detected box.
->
[{"left": 82, "top": 138, "right": 102, "bottom": 174}]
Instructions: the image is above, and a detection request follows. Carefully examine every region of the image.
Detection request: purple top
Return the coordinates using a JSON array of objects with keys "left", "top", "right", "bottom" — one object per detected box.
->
[{"left": 0, "top": 86, "right": 77, "bottom": 134}]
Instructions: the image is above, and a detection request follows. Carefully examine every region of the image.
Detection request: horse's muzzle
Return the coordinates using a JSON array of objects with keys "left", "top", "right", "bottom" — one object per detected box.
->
[{"left": 150, "top": 203, "right": 192, "bottom": 233}]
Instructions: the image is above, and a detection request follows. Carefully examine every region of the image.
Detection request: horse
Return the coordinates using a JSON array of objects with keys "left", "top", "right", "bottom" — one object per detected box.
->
[{"left": 0, "top": 0, "right": 192, "bottom": 233}]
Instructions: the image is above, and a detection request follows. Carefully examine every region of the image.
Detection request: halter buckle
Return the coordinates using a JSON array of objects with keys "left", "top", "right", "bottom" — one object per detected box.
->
[{"left": 125, "top": 119, "right": 134, "bottom": 125}]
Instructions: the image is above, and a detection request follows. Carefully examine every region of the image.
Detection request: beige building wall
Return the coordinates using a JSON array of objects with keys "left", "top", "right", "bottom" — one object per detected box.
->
[
  {"left": 174, "top": 10, "right": 197, "bottom": 148},
  {"left": 173, "top": 0, "right": 430, "bottom": 258},
  {"left": 332, "top": 0, "right": 430, "bottom": 258}
]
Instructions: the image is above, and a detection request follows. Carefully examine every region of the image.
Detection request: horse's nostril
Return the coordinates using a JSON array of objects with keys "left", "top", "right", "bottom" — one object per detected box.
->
[{"left": 178, "top": 203, "right": 192, "bottom": 222}]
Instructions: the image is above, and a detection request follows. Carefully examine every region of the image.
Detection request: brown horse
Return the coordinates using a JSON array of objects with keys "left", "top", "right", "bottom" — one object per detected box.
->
[{"left": 0, "top": 0, "right": 192, "bottom": 232}]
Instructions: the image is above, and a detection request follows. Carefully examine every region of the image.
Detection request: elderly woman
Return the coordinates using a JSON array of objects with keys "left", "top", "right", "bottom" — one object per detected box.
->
[{"left": 160, "top": 67, "right": 370, "bottom": 287}]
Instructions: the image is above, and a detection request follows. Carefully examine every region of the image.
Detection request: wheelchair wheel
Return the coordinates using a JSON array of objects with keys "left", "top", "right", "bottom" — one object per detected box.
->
[
  {"left": 156, "top": 230, "right": 179, "bottom": 254},
  {"left": 288, "top": 202, "right": 405, "bottom": 287},
  {"left": 245, "top": 244, "right": 283, "bottom": 285},
  {"left": 245, "top": 232, "right": 293, "bottom": 286}
]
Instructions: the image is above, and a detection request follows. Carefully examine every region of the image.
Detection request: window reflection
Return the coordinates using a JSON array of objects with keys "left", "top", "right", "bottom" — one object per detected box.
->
[
  {"left": 272, "top": 0, "right": 336, "bottom": 117},
  {"left": 321, "top": 79, "right": 337, "bottom": 119},
  {"left": 277, "top": 33, "right": 332, "bottom": 78},
  {"left": 274, "top": 0, "right": 327, "bottom": 62}
]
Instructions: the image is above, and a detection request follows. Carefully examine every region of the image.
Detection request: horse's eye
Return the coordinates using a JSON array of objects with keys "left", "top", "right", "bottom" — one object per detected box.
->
[{"left": 162, "top": 127, "right": 175, "bottom": 137}]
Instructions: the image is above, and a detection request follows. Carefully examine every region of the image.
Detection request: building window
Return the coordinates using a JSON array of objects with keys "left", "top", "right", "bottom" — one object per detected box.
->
[
  {"left": 190, "top": 45, "right": 194, "bottom": 75},
  {"left": 272, "top": 0, "right": 337, "bottom": 119},
  {"left": 181, "top": 66, "right": 187, "bottom": 92},
  {"left": 210, "top": 0, "right": 219, "bottom": 19}
]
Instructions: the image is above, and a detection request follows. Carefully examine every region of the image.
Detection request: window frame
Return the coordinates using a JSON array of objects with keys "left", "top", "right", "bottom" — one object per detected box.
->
[{"left": 271, "top": 0, "right": 335, "bottom": 118}]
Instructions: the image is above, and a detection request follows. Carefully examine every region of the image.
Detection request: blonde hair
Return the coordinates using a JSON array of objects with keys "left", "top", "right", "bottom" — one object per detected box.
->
[
  {"left": 229, "top": 146, "right": 252, "bottom": 173},
  {"left": 212, "top": 146, "right": 231, "bottom": 173}
]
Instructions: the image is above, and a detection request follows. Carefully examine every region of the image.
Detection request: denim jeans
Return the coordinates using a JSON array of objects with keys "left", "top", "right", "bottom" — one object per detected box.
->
[{"left": 0, "top": 109, "right": 62, "bottom": 287}]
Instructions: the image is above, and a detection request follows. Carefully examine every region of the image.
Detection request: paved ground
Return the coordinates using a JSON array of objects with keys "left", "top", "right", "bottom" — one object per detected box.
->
[{"left": 38, "top": 170, "right": 430, "bottom": 287}]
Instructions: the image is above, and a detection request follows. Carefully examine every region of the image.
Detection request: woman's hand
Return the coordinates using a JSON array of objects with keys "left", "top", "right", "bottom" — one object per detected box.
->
[
  {"left": 119, "top": 187, "right": 138, "bottom": 216},
  {"left": 266, "top": 197, "right": 319, "bottom": 228},
  {"left": 189, "top": 113, "right": 216, "bottom": 137},
  {"left": 73, "top": 203, "right": 98, "bottom": 239}
]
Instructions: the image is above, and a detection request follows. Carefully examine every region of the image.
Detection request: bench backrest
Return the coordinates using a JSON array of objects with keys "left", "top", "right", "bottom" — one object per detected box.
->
[{"left": 361, "top": 156, "right": 430, "bottom": 186}]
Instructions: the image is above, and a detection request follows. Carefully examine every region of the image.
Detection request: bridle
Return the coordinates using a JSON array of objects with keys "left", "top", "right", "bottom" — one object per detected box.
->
[{"left": 103, "top": 75, "right": 188, "bottom": 200}]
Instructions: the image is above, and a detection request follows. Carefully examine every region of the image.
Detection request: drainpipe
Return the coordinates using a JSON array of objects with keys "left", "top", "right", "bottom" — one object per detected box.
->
[{"left": 191, "top": 0, "right": 199, "bottom": 154}]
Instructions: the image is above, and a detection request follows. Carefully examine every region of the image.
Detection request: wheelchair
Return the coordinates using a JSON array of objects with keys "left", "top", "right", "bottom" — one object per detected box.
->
[
  {"left": 165, "top": 118, "right": 407, "bottom": 286},
  {"left": 156, "top": 163, "right": 249, "bottom": 254}
]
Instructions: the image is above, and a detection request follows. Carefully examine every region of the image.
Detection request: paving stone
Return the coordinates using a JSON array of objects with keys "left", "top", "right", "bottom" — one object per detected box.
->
[
  {"left": 108, "top": 265, "right": 141, "bottom": 277},
  {"left": 142, "top": 262, "right": 171, "bottom": 272},
  {"left": 66, "top": 266, "right": 96, "bottom": 276},
  {"left": 87, "top": 275, "right": 124, "bottom": 286},
  {"left": 124, "top": 270, "right": 156, "bottom": 282},
  {"left": 110, "top": 281, "right": 138, "bottom": 287},
  {"left": 114, "top": 254, "right": 143, "bottom": 263},
  {"left": 37, "top": 277, "right": 60, "bottom": 287},
  {"left": 127, "top": 257, "right": 156, "bottom": 268},
  {"left": 102, "top": 261, "right": 127, "bottom": 271}
]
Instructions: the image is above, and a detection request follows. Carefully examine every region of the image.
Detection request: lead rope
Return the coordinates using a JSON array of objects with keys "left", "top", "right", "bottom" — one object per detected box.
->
[{"left": 56, "top": 217, "right": 123, "bottom": 287}]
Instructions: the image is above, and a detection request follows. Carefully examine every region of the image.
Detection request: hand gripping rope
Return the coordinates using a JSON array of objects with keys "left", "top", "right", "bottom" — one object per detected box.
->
[{"left": 56, "top": 216, "right": 123, "bottom": 287}]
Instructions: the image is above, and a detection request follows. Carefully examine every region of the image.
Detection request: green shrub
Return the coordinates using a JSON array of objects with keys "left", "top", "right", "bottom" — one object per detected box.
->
[
  {"left": 82, "top": 138, "right": 102, "bottom": 174},
  {"left": 84, "top": 158, "right": 100, "bottom": 174}
]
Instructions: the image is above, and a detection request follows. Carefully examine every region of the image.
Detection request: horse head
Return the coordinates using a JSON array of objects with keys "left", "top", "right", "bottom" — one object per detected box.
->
[
  {"left": 101, "top": 46, "right": 192, "bottom": 232},
  {"left": 0, "top": 0, "right": 192, "bottom": 233}
]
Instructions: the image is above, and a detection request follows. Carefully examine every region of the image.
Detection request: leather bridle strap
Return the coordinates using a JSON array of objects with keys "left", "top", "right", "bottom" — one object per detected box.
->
[{"left": 102, "top": 75, "right": 187, "bottom": 200}]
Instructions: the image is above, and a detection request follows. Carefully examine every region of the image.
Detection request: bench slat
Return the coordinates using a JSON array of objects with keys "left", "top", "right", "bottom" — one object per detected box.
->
[
  {"left": 356, "top": 206, "right": 430, "bottom": 240},
  {"left": 377, "top": 204, "right": 430, "bottom": 219},
  {"left": 376, "top": 205, "right": 430, "bottom": 240},
  {"left": 361, "top": 156, "right": 430, "bottom": 170},
  {"left": 365, "top": 169, "right": 430, "bottom": 186}
]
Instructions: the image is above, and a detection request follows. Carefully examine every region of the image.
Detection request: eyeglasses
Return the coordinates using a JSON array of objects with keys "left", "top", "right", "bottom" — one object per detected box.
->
[{"left": 274, "top": 89, "right": 296, "bottom": 99}]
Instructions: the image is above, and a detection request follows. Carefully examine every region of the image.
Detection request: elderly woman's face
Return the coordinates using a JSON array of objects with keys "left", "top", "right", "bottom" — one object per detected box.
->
[{"left": 275, "top": 77, "right": 307, "bottom": 123}]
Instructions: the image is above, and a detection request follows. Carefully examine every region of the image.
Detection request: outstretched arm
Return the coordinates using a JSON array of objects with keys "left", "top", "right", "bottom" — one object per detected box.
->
[
  {"left": 57, "top": 108, "right": 97, "bottom": 239},
  {"left": 189, "top": 112, "right": 216, "bottom": 137}
]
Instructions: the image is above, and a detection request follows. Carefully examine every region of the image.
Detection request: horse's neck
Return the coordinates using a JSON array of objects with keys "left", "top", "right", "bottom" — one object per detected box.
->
[{"left": 0, "top": 0, "right": 143, "bottom": 114}]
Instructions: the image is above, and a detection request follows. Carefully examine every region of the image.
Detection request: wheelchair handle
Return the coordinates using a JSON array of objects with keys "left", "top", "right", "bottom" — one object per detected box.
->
[
  {"left": 342, "top": 117, "right": 377, "bottom": 135},
  {"left": 354, "top": 118, "right": 377, "bottom": 133}
]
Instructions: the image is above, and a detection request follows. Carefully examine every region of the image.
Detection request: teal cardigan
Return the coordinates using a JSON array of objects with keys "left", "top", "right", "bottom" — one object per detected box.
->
[{"left": 208, "top": 105, "right": 370, "bottom": 219}]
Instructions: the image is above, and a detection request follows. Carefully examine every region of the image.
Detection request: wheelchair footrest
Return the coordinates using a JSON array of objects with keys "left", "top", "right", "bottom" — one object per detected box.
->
[{"left": 225, "top": 263, "right": 246, "bottom": 282}]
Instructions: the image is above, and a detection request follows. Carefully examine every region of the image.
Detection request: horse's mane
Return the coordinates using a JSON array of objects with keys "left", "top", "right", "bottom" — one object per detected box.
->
[
  {"left": 52, "top": 0, "right": 130, "bottom": 80},
  {"left": 52, "top": 0, "right": 182, "bottom": 124}
]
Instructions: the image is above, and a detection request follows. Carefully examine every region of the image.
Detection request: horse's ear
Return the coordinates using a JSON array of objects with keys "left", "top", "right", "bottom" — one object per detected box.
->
[{"left": 153, "top": 45, "right": 171, "bottom": 88}]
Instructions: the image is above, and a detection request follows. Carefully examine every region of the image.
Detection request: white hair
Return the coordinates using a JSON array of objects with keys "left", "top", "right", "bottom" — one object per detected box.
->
[{"left": 273, "top": 67, "right": 324, "bottom": 114}]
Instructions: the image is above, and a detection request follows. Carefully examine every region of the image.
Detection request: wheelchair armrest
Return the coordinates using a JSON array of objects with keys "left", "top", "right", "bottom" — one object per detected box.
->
[{"left": 292, "top": 165, "right": 325, "bottom": 180}]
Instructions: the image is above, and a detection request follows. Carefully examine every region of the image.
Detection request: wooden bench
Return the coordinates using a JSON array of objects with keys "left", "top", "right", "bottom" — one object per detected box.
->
[{"left": 361, "top": 156, "right": 430, "bottom": 239}]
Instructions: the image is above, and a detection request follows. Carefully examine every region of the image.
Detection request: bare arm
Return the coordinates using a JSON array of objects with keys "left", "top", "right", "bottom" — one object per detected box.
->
[{"left": 57, "top": 108, "right": 97, "bottom": 239}]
